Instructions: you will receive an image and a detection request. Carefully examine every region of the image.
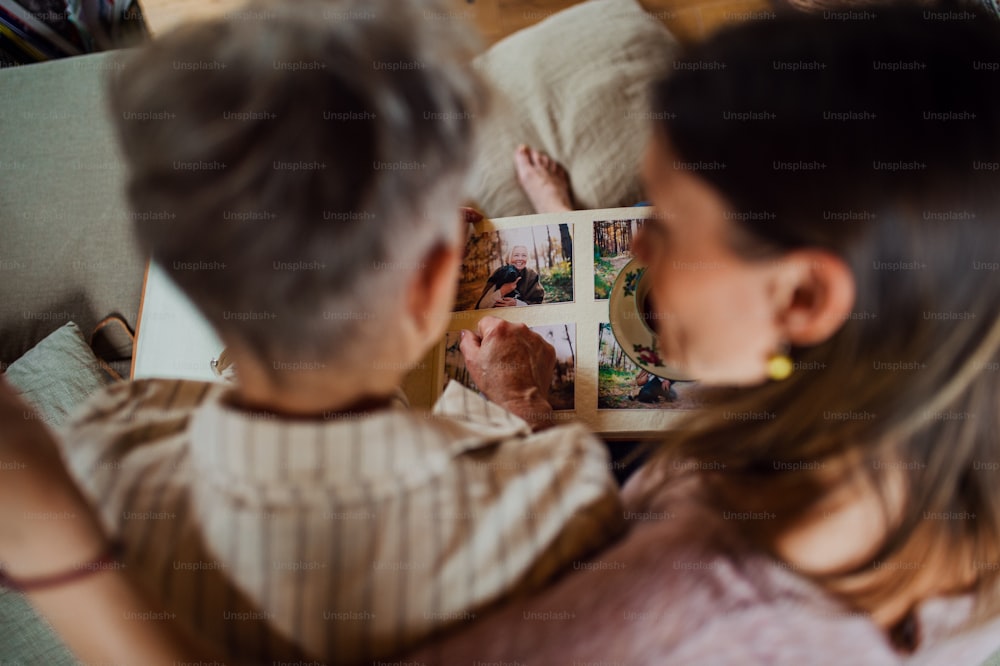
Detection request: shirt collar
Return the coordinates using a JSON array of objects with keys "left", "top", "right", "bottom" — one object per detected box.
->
[{"left": 186, "top": 381, "right": 530, "bottom": 491}]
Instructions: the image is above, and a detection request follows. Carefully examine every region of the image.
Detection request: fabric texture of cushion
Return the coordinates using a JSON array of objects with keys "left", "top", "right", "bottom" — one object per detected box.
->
[
  {"left": 467, "top": 0, "right": 678, "bottom": 218},
  {"left": 0, "top": 50, "right": 147, "bottom": 369},
  {"left": 4, "top": 321, "right": 115, "bottom": 427},
  {"left": 0, "top": 588, "right": 76, "bottom": 666}
]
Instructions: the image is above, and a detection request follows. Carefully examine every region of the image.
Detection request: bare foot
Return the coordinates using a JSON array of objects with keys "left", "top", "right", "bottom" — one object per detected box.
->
[{"left": 514, "top": 144, "right": 574, "bottom": 214}]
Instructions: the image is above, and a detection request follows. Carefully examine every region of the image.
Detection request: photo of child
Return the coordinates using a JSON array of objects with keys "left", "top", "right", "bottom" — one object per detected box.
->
[
  {"left": 453, "top": 223, "right": 574, "bottom": 312},
  {"left": 443, "top": 323, "right": 577, "bottom": 411},
  {"left": 594, "top": 219, "right": 644, "bottom": 299},
  {"left": 597, "top": 323, "right": 698, "bottom": 410}
]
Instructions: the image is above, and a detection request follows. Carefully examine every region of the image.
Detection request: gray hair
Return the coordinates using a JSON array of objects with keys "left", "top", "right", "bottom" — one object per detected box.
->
[{"left": 109, "top": 0, "right": 488, "bottom": 375}]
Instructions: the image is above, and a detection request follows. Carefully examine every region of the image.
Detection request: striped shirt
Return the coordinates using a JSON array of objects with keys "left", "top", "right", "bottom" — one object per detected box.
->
[{"left": 57, "top": 379, "right": 624, "bottom": 664}]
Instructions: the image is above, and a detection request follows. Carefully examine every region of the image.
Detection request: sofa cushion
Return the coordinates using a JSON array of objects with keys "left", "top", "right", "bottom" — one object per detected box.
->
[
  {"left": 467, "top": 0, "right": 678, "bottom": 218},
  {"left": 0, "top": 588, "right": 76, "bottom": 666},
  {"left": 4, "top": 321, "right": 115, "bottom": 427},
  {"left": 0, "top": 50, "right": 147, "bottom": 369}
]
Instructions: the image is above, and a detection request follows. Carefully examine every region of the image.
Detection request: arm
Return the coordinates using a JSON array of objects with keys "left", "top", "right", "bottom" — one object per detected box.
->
[
  {"left": 476, "top": 284, "right": 519, "bottom": 309},
  {"left": 0, "top": 379, "right": 220, "bottom": 666},
  {"left": 475, "top": 284, "right": 497, "bottom": 309},
  {"left": 521, "top": 270, "right": 545, "bottom": 304},
  {"left": 24, "top": 569, "right": 219, "bottom": 666},
  {"left": 495, "top": 277, "right": 522, "bottom": 307}
]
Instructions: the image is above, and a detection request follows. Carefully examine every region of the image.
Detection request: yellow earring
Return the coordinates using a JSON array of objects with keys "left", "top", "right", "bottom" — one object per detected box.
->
[{"left": 766, "top": 345, "right": 793, "bottom": 381}]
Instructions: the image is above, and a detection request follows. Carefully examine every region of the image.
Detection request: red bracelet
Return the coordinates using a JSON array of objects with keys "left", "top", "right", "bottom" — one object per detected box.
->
[{"left": 0, "top": 542, "right": 123, "bottom": 593}]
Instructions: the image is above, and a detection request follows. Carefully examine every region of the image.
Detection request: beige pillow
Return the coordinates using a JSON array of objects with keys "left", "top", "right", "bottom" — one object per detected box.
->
[{"left": 468, "top": 0, "right": 678, "bottom": 217}]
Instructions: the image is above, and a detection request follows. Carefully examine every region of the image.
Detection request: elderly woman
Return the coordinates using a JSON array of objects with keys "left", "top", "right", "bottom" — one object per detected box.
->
[
  {"left": 2, "top": 3, "right": 1000, "bottom": 665},
  {"left": 475, "top": 244, "right": 546, "bottom": 308}
]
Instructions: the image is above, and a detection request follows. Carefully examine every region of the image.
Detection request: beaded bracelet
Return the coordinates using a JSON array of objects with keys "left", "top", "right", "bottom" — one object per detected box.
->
[{"left": 0, "top": 542, "right": 123, "bottom": 593}]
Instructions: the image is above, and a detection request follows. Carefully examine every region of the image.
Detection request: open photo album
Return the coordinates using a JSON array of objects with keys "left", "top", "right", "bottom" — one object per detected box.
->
[{"left": 132, "top": 206, "right": 698, "bottom": 438}]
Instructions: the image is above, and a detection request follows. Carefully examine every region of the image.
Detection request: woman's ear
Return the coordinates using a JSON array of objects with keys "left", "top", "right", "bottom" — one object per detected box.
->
[{"left": 775, "top": 249, "right": 856, "bottom": 347}]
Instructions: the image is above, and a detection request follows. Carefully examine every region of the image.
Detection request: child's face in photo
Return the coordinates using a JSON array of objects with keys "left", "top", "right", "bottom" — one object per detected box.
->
[{"left": 510, "top": 247, "right": 529, "bottom": 270}]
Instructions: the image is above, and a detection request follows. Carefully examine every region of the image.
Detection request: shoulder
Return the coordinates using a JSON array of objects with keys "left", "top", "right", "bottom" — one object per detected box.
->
[
  {"left": 663, "top": 594, "right": 896, "bottom": 665},
  {"left": 55, "top": 379, "right": 218, "bottom": 531},
  {"left": 65, "top": 378, "right": 217, "bottom": 430},
  {"left": 58, "top": 378, "right": 219, "bottom": 465},
  {"left": 477, "top": 419, "right": 622, "bottom": 529},
  {"left": 574, "top": 521, "right": 894, "bottom": 663},
  {"left": 432, "top": 383, "right": 618, "bottom": 507},
  {"left": 910, "top": 597, "right": 1000, "bottom": 666},
  {"left": 452, "top": 419, "right": 624, "bottom": 589}
]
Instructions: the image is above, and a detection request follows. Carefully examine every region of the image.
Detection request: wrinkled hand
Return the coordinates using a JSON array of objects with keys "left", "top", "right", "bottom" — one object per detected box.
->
[
  {"left": 0, "top": 379, "right": 105, "bottom": 577},
  {"left": 459, "top": 317, "right": 555, "bottom": 429}
]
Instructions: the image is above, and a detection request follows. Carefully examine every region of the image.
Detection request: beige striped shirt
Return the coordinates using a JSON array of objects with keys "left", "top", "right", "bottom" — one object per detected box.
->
[{"left": 58, "top": 379, "right": 623, "bottom": 664}]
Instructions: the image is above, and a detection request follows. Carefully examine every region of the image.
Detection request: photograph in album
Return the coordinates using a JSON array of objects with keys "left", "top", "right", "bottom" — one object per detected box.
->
[
  {"left": 443, "top": 323, "right": 577, "bottom": 411},
  {"left": 594, "top": 218, "right": 645, "bottom": 300},
  {"left": 597, "top": 323, "right": 698, "bottom": 411},
  {"left": 454, "top": 223, "right": 574, "bottom": 312}
]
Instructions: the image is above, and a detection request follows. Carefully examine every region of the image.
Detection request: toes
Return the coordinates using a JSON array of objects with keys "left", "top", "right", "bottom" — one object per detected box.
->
[
  {"left": 515, "top": 144, "right": 571, "bottom": 200},
  {"left": 519, "top": 144, "right": 537, "bottom": 166},
  {"left": 535, "top": 150, "right": 565, "bottom": 176},
  {"left": 514, "top": 145, "right": 534, "bottom": 176},
  {"left": 533, "top": 148, "right": 554, "bottom": 172}
]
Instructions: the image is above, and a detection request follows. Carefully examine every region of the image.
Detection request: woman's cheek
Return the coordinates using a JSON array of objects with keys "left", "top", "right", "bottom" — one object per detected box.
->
[{"left": 632, "top": 232, "right": 652, "bottom": 265}]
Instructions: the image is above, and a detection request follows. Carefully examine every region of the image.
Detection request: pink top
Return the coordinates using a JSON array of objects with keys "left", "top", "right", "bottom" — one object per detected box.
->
[
  {"left": 414, "top": 473, "right": 1000, "bottom": 665},
  {"left": 609, "top": 475, "right": 1000, "bottom": 666}
]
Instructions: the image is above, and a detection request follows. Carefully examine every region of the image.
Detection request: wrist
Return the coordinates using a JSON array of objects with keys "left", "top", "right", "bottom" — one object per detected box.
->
[
  {"left": 496, "top": 389, "right": 554, "bottom": 431},
  {"left": 0, "top": 541, "right": 122, "bottom": 593},
  {"left": 1, "top": 497, "right": 107, "bottom": 580}
]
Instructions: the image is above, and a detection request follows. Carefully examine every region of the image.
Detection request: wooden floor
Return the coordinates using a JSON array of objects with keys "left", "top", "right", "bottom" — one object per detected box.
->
[{"left": 139, "top": 0, "right": 772, "bottom": 46}]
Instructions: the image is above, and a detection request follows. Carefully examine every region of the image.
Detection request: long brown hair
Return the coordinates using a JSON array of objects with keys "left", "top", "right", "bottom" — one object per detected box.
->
[{"left": 645, "top": 2, "right": 1000, "bottom": 628}]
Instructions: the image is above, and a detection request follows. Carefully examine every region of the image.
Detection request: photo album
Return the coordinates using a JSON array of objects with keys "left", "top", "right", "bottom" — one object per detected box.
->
[{"left": 132, "top": 206, "right": 698, "bottom": 438}]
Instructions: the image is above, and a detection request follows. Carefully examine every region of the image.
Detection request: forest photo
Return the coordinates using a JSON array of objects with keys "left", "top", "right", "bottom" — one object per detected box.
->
[
  {"left": 443, "top": 324, "right": 577, "bottom": 411},
  {"left": 597, "top": 323, "right": 698, "bottom": 410},
  {"left": 594, "top": 218, "right": 644, "bottom": 299},
  {"left": 453, "top": 223, "right": 574, "bottom": 312}
]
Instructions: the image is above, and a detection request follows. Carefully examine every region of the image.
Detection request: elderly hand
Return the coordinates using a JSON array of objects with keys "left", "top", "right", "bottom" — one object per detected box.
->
[{"left": 459, "top": 316, "right": 555, "bottom": 429}]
